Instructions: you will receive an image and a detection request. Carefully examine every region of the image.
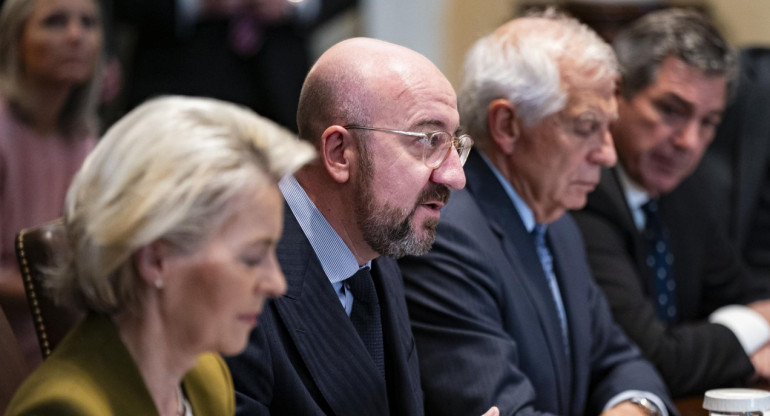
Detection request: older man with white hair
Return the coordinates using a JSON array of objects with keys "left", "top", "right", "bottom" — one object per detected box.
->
[{"left": 399, "top": 11, "right": 674, "bottom": 416}]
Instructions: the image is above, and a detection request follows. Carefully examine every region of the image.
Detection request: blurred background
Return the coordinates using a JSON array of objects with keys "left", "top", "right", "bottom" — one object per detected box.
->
[
  {"left": 98, "top": 0, "right": 770, "bottom": 131},
  {"left": 355, "top": 0, "right": 770, "bottom": 88}
]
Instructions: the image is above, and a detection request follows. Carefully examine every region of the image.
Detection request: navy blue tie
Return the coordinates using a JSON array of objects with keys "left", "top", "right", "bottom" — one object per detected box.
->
[
  {"left": 347, "top": 267, "right": 385, "bottom": 377},
  {"left": 533, "top": 224, "right": 570, "bottom": 357},
  {"left": 641, "top": 199, "right": 678, "bottom": 323}
]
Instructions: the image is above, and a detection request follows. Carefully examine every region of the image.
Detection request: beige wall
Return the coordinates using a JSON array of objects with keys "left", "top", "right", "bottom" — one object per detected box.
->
[
  {"left": 444, "top": 0, "right": 770, "bottom": 88},
  {"left": 697, "top": 0, "right": 770, "bottom": 47},
  {"left": 445, "top": 0, "right": 517, "bottom": 87}
]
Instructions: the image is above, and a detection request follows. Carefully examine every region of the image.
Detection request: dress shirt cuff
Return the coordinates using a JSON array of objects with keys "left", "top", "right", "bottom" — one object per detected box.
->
[
  {"left": 709, "top": 305, "right": 770, "bottom": 354},
  {"left": 605, "top": 391, "right": 668, "bottom": 416}
]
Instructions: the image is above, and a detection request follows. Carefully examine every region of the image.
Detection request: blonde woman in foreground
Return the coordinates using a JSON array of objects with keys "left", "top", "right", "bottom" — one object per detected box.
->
[{"left": 5, "top": 96, "right": 315, "bottom": 416}]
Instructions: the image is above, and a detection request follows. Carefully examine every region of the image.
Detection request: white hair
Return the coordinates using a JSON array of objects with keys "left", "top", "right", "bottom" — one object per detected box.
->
[
  {"left": 458, "top": 10, "right": 618, "bottom": 147},
  {"left": 52, "top": 96, "right": 316, "bottom": 313}
]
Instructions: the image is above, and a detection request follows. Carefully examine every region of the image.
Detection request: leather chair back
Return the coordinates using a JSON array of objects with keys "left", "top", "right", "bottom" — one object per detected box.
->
[
  {"left": 0, "top": 305, "right": 27, "bottom": 413},
  {"left": 15, "top": 220, "right": 83, "bottom": 359}
]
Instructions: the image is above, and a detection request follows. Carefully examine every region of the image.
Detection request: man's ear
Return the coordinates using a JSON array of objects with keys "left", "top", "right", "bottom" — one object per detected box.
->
[
  {"left": 615, "top": 78, "right": 625, "bottom": 100},
  {"left": 319, "top": 125, "right": 356, "bottom": 183},
  {"left": 487, "top": 99, "right": 521, "bottom": 155}
]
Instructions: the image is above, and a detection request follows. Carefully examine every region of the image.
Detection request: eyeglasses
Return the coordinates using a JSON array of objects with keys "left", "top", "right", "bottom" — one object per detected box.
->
[{"left": 343, "top": 125, "right": 473, "bottom": 169}]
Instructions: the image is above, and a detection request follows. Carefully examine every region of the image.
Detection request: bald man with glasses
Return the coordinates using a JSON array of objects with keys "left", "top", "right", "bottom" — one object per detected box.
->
[{"left": 225, "top": 37, "right": 494, "bottom": 416}]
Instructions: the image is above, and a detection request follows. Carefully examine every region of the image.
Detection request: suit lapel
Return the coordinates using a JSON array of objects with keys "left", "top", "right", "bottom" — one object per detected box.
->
[
  {"left": 65, "top": 315, "right": 160, "bottom": 415},
  {"left": 273, "top": 207, "right": 389, "bottom": 416},
  {"left": 592, "top": 169, "right": 650, "bottom": 289},
  {"left": 373, "top": 258, "right": 422, "bottom": 416},
  {"left": 547, "top": 222, "right": 587, "bottom": 412},
  {"left": 464, "top": 152, "right": 572, "bottom": 410}
]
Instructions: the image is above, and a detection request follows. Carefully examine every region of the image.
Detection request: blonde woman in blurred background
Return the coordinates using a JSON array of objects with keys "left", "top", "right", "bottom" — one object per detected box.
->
[
  {"left": 6, "top": 96, "right": 315, "bottom": 416},
  {"left": 0, "top": 0, "right": 104, "bottom": 369}
]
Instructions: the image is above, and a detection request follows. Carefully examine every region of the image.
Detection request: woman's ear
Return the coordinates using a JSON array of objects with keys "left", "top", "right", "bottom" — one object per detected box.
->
[
  {"left": 134, "top": 240, "right": 172, "bottom": 288},
  {"left": 319, "top": 125, "right": 357, "bottom": 184},
  {"left": 486, "top": 99, "right": 521, "bottom": 155}
]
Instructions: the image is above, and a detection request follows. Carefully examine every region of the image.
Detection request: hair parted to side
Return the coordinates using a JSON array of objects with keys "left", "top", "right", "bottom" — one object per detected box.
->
[
  {"left": 51, "top": 96, "right": 316, "bottom": 314},
  {"left": 613, "top": 8, "right": 736, "bottom": 100},
  {"left": 0, "top": 0, "right": 104, "bottom": 137},
  {"left": 458, "top": 8, "right": 618, "bottom": 148}
]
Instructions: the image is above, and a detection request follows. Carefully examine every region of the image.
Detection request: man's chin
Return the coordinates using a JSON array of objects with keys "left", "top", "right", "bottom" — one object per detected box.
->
[{"left": 647, "top": 175, "right": 684, "bottom": 196}]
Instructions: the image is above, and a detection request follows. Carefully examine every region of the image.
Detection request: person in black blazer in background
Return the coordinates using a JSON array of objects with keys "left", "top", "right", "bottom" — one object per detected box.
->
[
  {"left": 111, "top": 0, "right": 356, "bottom": 131},
  {"left": 225, "top": 37, "right": 498, "bottom": 416},
  {"left": 572, "top": 10, "right": 770, "bottom": 398},
  {"left": 398, "top": 11, "right": 674, "bottom": 416},
  {"left": 689, "top": 47, "right": 770, "bottom": 278}
]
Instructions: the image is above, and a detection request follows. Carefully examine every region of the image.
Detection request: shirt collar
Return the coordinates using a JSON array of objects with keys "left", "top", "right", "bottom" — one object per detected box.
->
[
  {"left": 616, "top": 165, "right": 650, "bottom": 230},
  {"left": 279, "top": 174, "right": 369, "bottom": 284},
  {"left": 478, "top": 150, "right": 537, "bottom": 232}
]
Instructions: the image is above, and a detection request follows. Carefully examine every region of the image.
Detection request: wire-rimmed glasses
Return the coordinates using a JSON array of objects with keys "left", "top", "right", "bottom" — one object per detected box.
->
[{"left": 343, "top": 125, "right": 473, "bottom": 169}]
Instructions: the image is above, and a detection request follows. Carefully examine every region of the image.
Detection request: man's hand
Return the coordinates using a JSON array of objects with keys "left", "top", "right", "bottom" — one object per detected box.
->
[
  {"left": 748, "top": 300, "right": 770, "bottom": 324},
  {"left": 600, "top": 401, "right": 649, "bottom": 416},
  {"left": 751, "top": 342, "right": 770, "bottom": 381},
  {"left": 481, "top": 406, "right": 499, "bottom": 416}
]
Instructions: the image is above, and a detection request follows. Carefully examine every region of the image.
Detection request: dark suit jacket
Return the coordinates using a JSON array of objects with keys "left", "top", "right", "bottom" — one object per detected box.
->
[
  {"left": 573, "top": 167, "right": 770, "bottom": 397},
  {"left": 226, "top": 205, "right": 423, "bottom": 416},
  {"left": 6, "top": 314, "right": 234, "bottom": 416},
  {"left": 398, "top": 151, "right": 673, "bottom": 416},
  {"left": 111, "top": 0, "right": 356, "bottom": 131},
  {"left": 692, "top": 47, "right": 770, "bottom": 277}
]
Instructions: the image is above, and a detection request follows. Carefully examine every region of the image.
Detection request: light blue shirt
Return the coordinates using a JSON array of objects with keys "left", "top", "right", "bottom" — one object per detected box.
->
[
  {"left": 478, "top": 152, "right": 668, "bottom": 416},
  {"left": 616, "top": 165, "right": 651, "bottom": 231},
  {"left": 479, "top": 152, "right": 570, "bottom": 350},
  {"left": 478, "top": 152, "right": 536, "bottom": 233},
  {"left": 280, "top": 174, "right": 369, "bottom": 316}
]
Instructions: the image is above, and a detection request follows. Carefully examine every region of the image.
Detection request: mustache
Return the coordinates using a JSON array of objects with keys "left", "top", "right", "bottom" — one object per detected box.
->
[{"left": 417, "top": 183, "right": 451, "bottom": 205}]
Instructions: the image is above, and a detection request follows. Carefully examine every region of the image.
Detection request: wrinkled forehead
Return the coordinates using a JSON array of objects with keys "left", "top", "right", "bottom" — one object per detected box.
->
[{"left": 563, "top": 77, "right": 617, "bottom": 115}]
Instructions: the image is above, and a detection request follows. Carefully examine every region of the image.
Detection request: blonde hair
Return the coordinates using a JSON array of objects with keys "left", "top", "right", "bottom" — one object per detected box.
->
[
  {"left": 52, "top": 96, "right": 316, "bottom": 313},
  {"left": 0, "top": 0, "right": 104, "bottom": 137}
]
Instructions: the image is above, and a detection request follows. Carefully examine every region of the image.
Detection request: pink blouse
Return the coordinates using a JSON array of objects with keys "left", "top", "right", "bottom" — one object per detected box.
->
[{"left": 0, "top": 97, "right": 96, "bottom": 267}]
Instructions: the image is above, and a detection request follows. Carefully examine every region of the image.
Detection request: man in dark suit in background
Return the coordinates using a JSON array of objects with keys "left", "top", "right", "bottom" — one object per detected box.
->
[
  {"left": 572, "top": 9, "right": 770, "bottom": 398},
  {"left": 111, "top": 0, "right": 356, "bottom": 131},
  {"left": 398, "top": 12, "right": 674, "bottom": 416},
  {"left": 690, "top": 47, "right": 770, "bottom": 278},
  {"left": 225, "top": 37, "right": 497, "bottom": 416}
]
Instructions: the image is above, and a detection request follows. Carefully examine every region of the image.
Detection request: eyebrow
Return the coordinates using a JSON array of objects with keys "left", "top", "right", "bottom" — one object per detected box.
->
[
  {"left": 655, "top": 93, "right": 694, "bottom": 111},
  {"left": 244, "top": 238, "right": 277, "bottom": 249},
  {"left": 412, "top": 119, "right": 448, "bottom": 131},
  {"left": 575, "top": 112, "right": 618, "bottom": 122}
]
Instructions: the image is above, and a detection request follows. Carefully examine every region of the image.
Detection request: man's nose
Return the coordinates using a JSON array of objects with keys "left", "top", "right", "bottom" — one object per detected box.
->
[
  {"left": 588, "top": 129, "right": 617, "bottom": 168},
  {"left": 430, "top": 148, "right": 466, "bottom": 190}
]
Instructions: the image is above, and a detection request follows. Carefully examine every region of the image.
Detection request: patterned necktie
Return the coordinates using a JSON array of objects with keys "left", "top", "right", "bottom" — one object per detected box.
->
[
  {"left": 347, "top": 267, "right": 385, "bottom": 377},
  {"left": 641, "top": 199, "right": 678, "bottom": 323},
  {"left": 532, "top": 224, "right": 570, "bottom": 356}
]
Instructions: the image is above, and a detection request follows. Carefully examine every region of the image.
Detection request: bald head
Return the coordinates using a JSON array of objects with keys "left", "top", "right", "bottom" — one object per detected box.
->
[{"left": 297, "top": 37, "right": 454, "bottom": 145}]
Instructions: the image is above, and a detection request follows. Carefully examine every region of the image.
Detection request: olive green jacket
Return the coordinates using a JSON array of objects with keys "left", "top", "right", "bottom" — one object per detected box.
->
[{"left": 5, "top": 314, "right": 234, "bottom": 416}]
